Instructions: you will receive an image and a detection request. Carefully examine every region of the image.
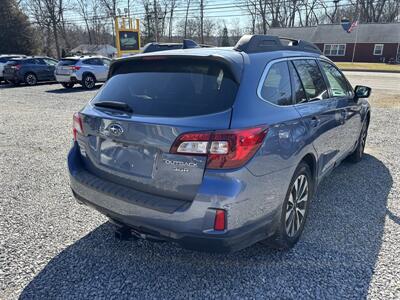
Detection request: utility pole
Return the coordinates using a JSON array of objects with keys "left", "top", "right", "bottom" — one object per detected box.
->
[{"left": 154, "top": 0, "right": 159, "bottom": 42}]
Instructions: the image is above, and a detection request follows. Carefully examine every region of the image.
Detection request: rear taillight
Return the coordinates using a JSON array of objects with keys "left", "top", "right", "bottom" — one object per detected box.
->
[
  {"left": 72, "top": 112, "right": 83, "bottom": 141},
  {"left": 70, "top": 66, "right": 81, "bottom": 71},
  {"left": 170, "top": 126, "right": 268, "bottom": 169},
  {"left": 11, "top": 64, "right": 21, "bottom": 70}
]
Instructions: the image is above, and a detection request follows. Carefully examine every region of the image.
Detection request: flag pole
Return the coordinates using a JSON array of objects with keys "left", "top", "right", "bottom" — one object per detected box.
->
[
  {"left": 351, "top": 24, "right": 360, "bottom": 63},
  {"left": 351, "top": 18, "right": 360, "bottom": 63}
]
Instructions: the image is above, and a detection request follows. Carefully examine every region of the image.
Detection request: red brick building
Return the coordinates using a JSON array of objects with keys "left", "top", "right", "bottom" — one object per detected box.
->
[{"left": 268, "top": 23, "right": 400, "bottom": 63}]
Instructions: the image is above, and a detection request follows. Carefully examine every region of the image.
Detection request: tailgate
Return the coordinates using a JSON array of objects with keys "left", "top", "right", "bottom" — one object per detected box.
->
[{"left": 76, "top": 56, "right": 240, "bottom": 201}]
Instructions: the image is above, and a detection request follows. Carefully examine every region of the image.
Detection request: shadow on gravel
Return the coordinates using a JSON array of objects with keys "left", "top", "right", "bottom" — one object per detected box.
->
[
  {"left": 20, "top": 154, "right": 392, "bottom": 299},
  {"left": 46, "top": 85, "right": 101, "bottom": 94},
  {"left": 0, "top": 82, "right": 57, "bottom": 89}
]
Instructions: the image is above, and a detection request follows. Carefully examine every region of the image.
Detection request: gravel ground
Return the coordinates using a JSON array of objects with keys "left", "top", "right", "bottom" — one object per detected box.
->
[{"left": 0, "top": 75, "right": 399, "bottom": 299}]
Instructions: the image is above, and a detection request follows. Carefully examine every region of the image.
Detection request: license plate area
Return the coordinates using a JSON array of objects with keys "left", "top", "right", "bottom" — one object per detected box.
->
[{"left": 99, "top": 139, "right": 156, "bottom": 178}]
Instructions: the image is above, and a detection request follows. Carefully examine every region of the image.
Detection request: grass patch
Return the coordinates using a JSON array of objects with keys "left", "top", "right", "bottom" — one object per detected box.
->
[{"left": 337, "top": 62, "right": 400, "bottom": 72}]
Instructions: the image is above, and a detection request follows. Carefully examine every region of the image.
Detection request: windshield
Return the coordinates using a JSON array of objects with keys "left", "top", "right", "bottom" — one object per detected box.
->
[{"left": 92, "top": 59, "right": 239, "bottom": 117}]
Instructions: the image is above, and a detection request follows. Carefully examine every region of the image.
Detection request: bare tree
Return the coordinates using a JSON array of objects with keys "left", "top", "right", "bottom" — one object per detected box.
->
[
  {"left": 27, "top": 0, "right": 66, "bottom": 58},
  {"left": 167, "top": 0, "right": 178, "bottom": 40},
  {"left": 199, "top": 0, "right": 204, "bottom": 43},
  {"left": 242, "top": 0, "right": 258, "bottom": 34},
  {"left": 320, "top": 0, "right": 341, "bottom": 23},
  {"left": 77, "top": 0, "right": 93, "bottom": 44},
  {"left": 257, "top": 0, "right": 269, "bottom": 33},
  {"left": 183, "top": 0, "right": 191, "bottom": 38}
]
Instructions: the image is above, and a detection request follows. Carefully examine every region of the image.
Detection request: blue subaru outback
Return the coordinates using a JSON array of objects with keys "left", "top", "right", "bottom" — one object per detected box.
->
[{"left": 68, "top": 35, "right": 371, "bottom": 252}]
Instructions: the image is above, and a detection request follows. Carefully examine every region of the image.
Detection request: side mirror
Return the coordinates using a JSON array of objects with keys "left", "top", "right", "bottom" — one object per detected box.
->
[{"left": 354, "top": 85, "right": 371, "bottom": 99}]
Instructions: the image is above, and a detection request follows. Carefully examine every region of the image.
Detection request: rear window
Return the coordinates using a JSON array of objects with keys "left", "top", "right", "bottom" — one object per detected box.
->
[
  {"left": 92, "top": 59, "right": 239, "bottom": 117},
  {"left": 6, "top": 59, "right": 20, "bottom": 65},
  {"left": 0, "top": 56, "right": 19, "bottom": 63},
  {"left": 58, "top": 59, "right": 78, "bottom": 66}
]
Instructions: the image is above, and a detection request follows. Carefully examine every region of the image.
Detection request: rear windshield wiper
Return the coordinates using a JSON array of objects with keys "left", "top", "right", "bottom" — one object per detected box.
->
[{"left": 94, "top": 101, "right": 133, "bottom": 113}]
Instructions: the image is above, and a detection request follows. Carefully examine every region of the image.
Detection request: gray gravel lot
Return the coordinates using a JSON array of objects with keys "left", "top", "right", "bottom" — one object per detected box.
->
[{"left": 0, "top": 74, "right": 399, "bottom": 299}]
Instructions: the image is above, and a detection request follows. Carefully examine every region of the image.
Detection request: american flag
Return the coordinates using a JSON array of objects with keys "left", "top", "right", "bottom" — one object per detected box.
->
[{"left": 347, "top": 21, "right": 358, "bottom": 33}]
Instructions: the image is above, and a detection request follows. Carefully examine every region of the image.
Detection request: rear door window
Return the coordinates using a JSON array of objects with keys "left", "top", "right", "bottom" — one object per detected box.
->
[
  {"left": 102, "top": 58, "right": 111, "bottom": 66},
  {"left": 292, "top": 59, "right": 329, "bottom": 101},
  {"left": 92, "top": 59, "right": 239, "bottom": 117},
  {"left": 43, "top": 58, "right": 58, "bottom": 66},
  {"left": 25, "top": 59, "right": 39, "bottom": 64},
  {"left": 259, "top": 61, "right": 292, "bottom": 106}
]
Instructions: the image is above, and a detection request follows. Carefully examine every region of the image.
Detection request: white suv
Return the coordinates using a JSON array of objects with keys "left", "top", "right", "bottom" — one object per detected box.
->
[{"left": 55, "top": 56, "right": 111, "bottom": 89}]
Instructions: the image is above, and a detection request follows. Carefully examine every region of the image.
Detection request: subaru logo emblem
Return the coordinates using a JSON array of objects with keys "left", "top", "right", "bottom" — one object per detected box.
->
[{"left": 107, "top": 123, "right": 124, "bottom": 137}]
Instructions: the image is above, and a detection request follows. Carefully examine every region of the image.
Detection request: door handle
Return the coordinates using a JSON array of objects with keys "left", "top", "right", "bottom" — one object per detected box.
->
[{"left": 310, "top": 116, "right": 320, "bottom": 127}]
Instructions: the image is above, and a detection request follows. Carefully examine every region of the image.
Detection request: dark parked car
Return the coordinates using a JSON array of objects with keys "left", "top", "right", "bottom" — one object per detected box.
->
[
  {"left": 68, "top": 35, "right": 371, "bottom": 252},
  {"left": 0, "top": 54, "right": 26, "bottom": 83},
  {"left": 3, "top": 56, "right": 58, "bottom": 86}
]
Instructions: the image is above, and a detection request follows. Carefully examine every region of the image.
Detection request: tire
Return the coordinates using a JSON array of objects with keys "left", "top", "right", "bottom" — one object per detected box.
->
[
  {"left": 82, "top": 74, "right": 96, "bottom": 89},
  {"left": 24, "top": 73, "right": 37, "bottom": 86},
  {"left": 61, "top": 82, "right": 75, "bottom": 89},
  {"left": 347, "top": 121, "right": 368, "bottom": 163},
  {"left": 266, "top": 162, "right": 313, "bottom": 249}
]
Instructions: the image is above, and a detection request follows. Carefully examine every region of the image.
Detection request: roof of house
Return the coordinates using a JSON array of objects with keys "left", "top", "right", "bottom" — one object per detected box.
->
[{"left": 267, "top": 23, "right": 400, "bottom": 44}]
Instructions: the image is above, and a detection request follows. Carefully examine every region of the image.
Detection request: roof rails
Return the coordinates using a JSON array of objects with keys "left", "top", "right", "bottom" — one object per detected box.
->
[{"left": 233, "top": 35, "right": 321, "bottom": 54}]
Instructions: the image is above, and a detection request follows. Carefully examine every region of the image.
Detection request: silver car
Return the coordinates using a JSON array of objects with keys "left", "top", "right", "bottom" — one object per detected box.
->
[{"left": 55, "top": 56, "right": 111, "bottom": 89}]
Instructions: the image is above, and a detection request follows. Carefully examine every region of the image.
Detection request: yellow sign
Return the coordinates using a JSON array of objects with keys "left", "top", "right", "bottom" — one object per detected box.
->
[{"left": 115, "top": 17, "right": 141, "bottom": 57}]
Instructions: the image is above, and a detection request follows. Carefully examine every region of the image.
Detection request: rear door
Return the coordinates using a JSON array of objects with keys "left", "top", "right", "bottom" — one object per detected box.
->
[
  {"left": 30, "top": 58, "right": 47, "bottom": 80},
  {"left": 291, "top": 58, "right": 343, "bottom": 176},
  {"left": 78, "top": 57, "right": 240, "bottom": 200}
]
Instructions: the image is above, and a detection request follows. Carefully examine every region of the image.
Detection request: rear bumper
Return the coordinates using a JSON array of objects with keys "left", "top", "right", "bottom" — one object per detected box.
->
[
  {"left": 3, "top": 72, "right": 20, "bottom": 82},
  {"left": 55, "top": 74, "right": 79, "bottom": 83},
  {"left": 68, "top": 143, "right": 282, "bottom": 252}
]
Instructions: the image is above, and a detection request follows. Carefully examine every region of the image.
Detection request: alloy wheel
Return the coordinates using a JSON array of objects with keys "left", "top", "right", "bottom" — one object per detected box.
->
[
  {"left": 285, "top": 174, "right": 308, "bottom": 237},
  {"left": 26, "top": 74, "right": 37, "bottom": 85},
  {"left": 84, "top": 76, "right": 95, "bottom": 89}
]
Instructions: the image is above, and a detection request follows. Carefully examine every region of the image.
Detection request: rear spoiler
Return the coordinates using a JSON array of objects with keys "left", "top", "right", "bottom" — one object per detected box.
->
[{"left": 109, "top": 55, "right": 243, "bottom": 84}]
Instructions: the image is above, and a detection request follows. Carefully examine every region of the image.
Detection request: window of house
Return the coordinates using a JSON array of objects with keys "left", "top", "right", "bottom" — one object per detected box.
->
[
  {"left": 323, "top": 44, "right": 346, "bottom": 56},
  {"left": 373, "top": 44, "right": 384, "bottom": 55}
]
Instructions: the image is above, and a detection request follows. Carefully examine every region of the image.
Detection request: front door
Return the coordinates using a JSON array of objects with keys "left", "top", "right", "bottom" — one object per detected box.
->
[{"left": 319, "top": 60, "right": 362, "bottom": 155}]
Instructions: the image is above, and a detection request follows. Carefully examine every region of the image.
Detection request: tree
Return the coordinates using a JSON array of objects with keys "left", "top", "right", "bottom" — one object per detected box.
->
[
  {"left": 199, "top": 0, "right": 204, "bottom": 43},
  {"left": 183, "top": 0, "right": 191, "bottom": 38},
  {"left": 0, "top": 0, "right": 38, "bottom": 54},
  {"left": 27, "top": 0, "right": 66, "bottom": 58},
  {"left": 221, "top": 26, "right": 230, "bottom": 46}
]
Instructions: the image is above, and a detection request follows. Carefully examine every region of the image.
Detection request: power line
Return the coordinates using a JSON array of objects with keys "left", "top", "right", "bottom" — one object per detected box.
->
[{"left": 59, "top": 0, "right": 366, "bottom": 25}]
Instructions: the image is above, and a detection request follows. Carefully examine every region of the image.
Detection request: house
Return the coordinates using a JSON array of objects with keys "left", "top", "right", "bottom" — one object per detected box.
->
[
  {"left": 267, "top": 23, "right": 400, "bottom": 63},
  {"left": 69, "top": 44, "right": 117, "bottom": 58}
]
